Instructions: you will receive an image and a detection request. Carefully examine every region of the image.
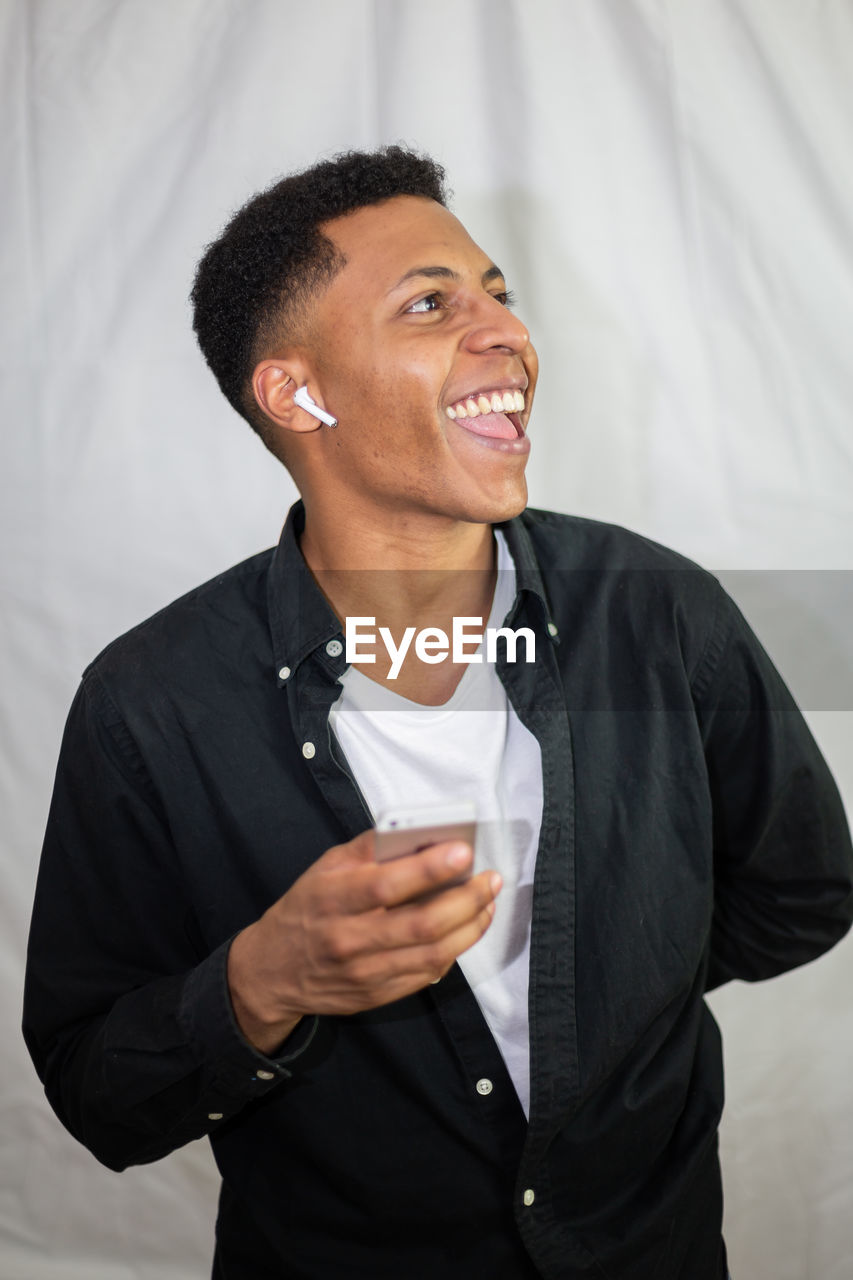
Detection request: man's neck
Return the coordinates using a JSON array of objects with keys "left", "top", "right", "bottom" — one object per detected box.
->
[{"left": 298, "top": 500, "right": 499, "bottom": 705}]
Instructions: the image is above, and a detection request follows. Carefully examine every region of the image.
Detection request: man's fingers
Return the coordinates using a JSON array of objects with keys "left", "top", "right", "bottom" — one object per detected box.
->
[
  {"left": 341, "top": 839, "right": 477, "bottom": 914},
  {"left": 322, "top": 868, "right": 502, "bottom": 968},
  {"left": 311, "top": 834, "right": 485, "bottom": 919},
  {"left": 316, "top": 827, "right": 377, "bottom": 870},
  {"left": 342, "top": 895, "right": 500, "bottom": 997},
  {"left": 389, "top": 869, "right": 501, "bottom": 944},
  {"left": 254, "top": 834, "right": 502, "bottom": 1024}
]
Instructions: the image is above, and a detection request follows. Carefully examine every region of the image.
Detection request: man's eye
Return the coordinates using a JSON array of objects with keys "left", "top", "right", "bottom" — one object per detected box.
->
[
  {"left": 407, "top": 294, "right": 444, "bottom": 314},
  {"left": 495, "top": 289, "right": 517, "bottom": 309}
]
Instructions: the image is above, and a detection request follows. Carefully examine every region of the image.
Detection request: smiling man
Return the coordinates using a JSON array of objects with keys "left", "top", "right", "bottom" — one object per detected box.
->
[{"left": 24, "top": 148, "right": 853, "bottom": 1280}]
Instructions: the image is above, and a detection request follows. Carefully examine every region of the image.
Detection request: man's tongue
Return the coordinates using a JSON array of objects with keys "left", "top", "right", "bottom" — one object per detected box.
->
[{"left": 456, "top": 411, "right": 517, "bottom": 440}]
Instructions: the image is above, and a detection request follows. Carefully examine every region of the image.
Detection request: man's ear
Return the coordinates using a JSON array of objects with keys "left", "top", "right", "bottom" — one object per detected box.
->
[{"left": 252, "top": 361, "right": 330, "bottom": 434}]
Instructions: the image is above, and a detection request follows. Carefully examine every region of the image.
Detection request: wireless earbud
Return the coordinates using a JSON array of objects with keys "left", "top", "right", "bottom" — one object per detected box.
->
[{"left": 293, "top": 384, "right": 338, "bottom": 429}]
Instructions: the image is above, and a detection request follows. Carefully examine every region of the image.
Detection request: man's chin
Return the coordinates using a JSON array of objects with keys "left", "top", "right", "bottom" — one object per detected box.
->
[{"left": 459, "top": 481, "right": 528, "bottom": 528}]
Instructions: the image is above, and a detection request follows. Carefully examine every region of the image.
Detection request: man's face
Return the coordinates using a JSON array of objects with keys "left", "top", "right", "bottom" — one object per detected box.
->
[{"left": 300, "top": 195, "right": 538, "bottom": 526}]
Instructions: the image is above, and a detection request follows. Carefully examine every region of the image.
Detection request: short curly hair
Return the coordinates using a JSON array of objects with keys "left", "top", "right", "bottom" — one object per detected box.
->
[{"left": 190, "top": 145, "right": 448, "bottom": 440}]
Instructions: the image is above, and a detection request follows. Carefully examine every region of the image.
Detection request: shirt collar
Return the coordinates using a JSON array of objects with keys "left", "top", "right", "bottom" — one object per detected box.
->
[
  {"left": 266, "top": 501, "right": 557, "bottom": 685},
  {"left": 267, "top": 501, "right": 342, "bottom": 686},
  {"left": 495, "top": 512, "right": 551, "bottom": 614}
]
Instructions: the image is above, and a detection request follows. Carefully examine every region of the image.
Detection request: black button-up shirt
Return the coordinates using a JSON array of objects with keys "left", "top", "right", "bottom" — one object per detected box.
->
[{"left": 24, "top": 503, "right": 853, "bottom": 1279}]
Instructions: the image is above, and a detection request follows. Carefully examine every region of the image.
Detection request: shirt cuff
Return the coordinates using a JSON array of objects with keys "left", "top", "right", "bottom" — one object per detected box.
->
[{"left": 178, "top": 937, "right": 320, "bottom": 1101}]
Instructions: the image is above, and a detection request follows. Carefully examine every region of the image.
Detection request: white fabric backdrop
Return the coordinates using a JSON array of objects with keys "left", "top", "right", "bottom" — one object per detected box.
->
[{"left": 2, "top": 1, "right": 852, "bottom": 1276}]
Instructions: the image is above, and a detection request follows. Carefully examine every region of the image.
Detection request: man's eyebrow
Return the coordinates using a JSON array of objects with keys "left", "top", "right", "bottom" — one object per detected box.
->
[{"left": 390, "top": 263, "right": 506, "bottom": 291}]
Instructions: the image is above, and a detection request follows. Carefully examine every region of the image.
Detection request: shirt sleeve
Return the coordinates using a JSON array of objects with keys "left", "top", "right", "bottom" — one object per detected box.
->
[
  {"left": 693, "top": 586, "right": 853, "bottom": 990},
  {"left": 22, "top": 672, "right": 319, "bottom": 1172}
]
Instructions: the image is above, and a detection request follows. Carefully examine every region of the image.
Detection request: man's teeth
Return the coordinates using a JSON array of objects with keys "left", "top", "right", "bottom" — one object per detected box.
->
[{"left": 445, "top": 389, "right": 525, "bottom": 420}]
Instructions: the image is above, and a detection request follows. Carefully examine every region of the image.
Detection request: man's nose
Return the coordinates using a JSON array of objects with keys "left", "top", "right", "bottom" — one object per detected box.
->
[{"left": 462, "top": 294, "right": 531, "bottom": 356}]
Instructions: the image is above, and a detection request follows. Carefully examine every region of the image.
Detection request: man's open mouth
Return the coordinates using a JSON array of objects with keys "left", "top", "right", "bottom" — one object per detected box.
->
[{"left": 444, "top": 388, "right": 526, "bottom": 440}]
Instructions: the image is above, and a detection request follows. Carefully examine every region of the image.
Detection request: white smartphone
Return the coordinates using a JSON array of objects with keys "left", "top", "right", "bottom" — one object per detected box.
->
[{"left": 374, "top": 801, "right": 477, "bottom": 884}]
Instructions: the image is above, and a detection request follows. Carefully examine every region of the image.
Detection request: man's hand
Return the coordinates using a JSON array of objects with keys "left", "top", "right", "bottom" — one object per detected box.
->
[{"left": 227, "top": 829, "right": 502, "bottom": 1055}]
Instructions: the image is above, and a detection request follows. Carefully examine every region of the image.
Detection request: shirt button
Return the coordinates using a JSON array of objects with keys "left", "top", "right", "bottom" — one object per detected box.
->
[
  {"left": 208, "top": 1112, "right": 224, "bottom": 1121},
  {"left": 523, "top": 1188, "right": 535, "bottom": 1207},
  {"left": 255, "top": 1070, "right": 275, "bottom": 1081},
  {"left": 547, "top": 622, "right": 558, "bottom": 638},
  {"left": 476, "top": 1078, "right": 493, "bottom": 1096},
  {"left": 278, "top": 666, "right": 291, "bottom": 681},
  {"left": 302, "top": 742, "right": 316, "bottom": 759},
  {"left": 325, "top": 639, "right": 343, "bottom": 658}
]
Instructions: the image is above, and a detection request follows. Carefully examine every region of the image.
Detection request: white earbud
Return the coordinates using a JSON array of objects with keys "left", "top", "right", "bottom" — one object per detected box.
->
[{"left": 293, "top": 384, "right": 338, "bottom": 428}]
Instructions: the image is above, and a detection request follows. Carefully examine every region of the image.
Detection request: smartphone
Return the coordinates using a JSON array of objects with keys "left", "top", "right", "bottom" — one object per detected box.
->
[{"left": 374, "top": 801, "right": 477, "bottom": 885}]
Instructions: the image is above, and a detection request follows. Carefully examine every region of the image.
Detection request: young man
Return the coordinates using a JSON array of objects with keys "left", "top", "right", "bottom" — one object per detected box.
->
[{"left": 24, "top": 147, "right": 853, "bottom": 1279}]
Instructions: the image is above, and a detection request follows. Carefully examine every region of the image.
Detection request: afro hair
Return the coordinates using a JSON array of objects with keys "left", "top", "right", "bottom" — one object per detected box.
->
[{"left": 190, "top": 145, "right": 448, "bottom": 439}]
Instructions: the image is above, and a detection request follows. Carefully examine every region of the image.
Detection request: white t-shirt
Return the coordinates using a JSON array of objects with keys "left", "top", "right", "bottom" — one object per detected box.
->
[{"left": 328, "top": 531, "right": 543, "bottom": 1115}]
